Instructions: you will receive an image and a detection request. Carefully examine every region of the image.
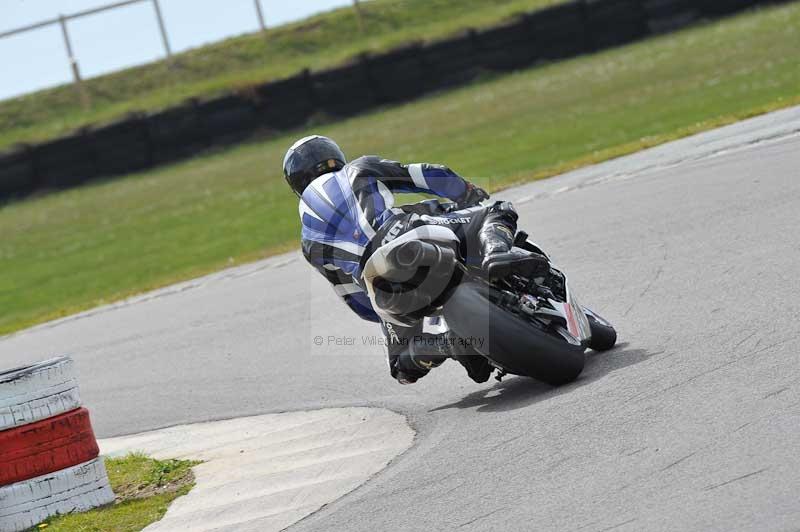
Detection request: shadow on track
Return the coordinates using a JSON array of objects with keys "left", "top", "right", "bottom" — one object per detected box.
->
[{"left": 429, "top": 343, "right": 657, "bottom": 414}]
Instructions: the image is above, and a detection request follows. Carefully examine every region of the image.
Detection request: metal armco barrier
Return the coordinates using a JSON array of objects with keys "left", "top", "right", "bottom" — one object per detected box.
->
[
  {"left": 0, "top": 357, "right": 114, "bottom": 532},
  {"left": 0, "top": 0, "right": 794, "bottom": 202}
]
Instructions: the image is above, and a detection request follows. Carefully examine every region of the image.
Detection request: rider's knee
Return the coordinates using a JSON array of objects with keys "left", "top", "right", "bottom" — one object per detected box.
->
[
  {"left": 394, "top": 370, "right": 423, "bottom": 385},
  {"left": 389, "top": 344, "right": 444, "bottom": 384},
  {"left": 391, "top": 357, "right": 429, "bottom": 384}
]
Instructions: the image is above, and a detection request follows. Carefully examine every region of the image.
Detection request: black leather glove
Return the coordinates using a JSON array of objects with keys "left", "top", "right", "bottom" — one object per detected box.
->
[{"left": 456, "top": 182, "right": 490, "bottom": 209}]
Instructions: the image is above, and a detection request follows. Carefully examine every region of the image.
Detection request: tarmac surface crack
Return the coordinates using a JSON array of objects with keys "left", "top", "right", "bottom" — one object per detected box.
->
[
  {"left": 595, "top": 518, "right": 638, "bottom": 532},
  {"left": 660, "top": 451, "right": 697, "bottom": 472},
  {"left": 623, "top": 242, "right": 667, "bottom": 317},
  {"left": 456, "top": 507, "right": 508, "bottom": 528},
  {"left": 703, "top": 468, "right": 768, "bottom": 492}
]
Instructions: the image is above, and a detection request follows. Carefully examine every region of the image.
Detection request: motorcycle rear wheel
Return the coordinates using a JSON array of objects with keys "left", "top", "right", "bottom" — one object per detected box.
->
[{"left": 443, "top": 282, "right": 585, "bottom": 386}]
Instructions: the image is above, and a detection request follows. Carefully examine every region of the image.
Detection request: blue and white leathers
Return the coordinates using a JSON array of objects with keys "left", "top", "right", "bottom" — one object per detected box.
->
[{"left": 298, "top": 156, "right": 471, "bottom": 322}]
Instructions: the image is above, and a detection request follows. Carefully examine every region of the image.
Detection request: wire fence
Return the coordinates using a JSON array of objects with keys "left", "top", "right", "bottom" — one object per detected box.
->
[{"left": 3, "top": 0, "right": 791, "bottom": 203}]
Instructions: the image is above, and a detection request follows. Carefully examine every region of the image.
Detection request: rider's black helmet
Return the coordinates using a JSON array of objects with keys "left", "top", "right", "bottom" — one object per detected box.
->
[{"left": 283, "top": 135, "right": 347, "bottom": 197}]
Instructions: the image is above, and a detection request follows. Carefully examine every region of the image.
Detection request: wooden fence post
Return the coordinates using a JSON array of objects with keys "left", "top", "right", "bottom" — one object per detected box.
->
[
  {"left": 353, "top": 1, "right": 366, "bottom": 34},
  {"left": 58, "top": 15, "right": 91, "bottom": 110}
]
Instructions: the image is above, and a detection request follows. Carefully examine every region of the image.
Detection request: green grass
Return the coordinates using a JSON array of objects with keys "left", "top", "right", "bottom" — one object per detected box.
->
[
  {"left": 0, "top": 0, "right": 563, "bottom": 150},
  {"left": 1, "top": 3, "right": 799, "bottom": 335},
  {"left": 36, "top": 454, "right": 198, "bottom": 532}
]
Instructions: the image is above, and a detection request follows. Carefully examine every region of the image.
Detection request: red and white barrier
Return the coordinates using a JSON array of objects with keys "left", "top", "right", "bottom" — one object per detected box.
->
[{"left": 0, "top": 357, "right": 114, "bottom": 532}]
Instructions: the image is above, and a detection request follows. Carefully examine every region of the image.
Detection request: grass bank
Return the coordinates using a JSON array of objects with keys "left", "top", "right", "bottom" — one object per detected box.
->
[
  {"left": 36, "top": 454, "right": 197, "bottom": 532},
  {"left": 0, "top": 0, "right": 562, "bottom": 150},
  {"left": 1, "top": 3, "right": 799, "bottom": 335}
]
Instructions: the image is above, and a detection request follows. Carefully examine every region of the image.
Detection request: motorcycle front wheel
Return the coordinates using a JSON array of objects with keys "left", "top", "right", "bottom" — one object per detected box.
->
[
  {"left": 443, "top": 282, "right": 585, "bottom": 386},
  {"left": 584, "top": 309, "right": 617, "bottom": 352}
]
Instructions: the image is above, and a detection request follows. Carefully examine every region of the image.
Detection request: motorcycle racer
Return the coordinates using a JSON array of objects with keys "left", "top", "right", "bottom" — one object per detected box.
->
[{"left": 284, "top": 135, "right": 545, "bottom": 384}]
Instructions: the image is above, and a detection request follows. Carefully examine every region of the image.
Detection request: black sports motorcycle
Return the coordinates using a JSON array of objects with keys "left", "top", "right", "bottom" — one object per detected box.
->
[{"left": 362, "top": 213, "right": 617, "bottom": 385}]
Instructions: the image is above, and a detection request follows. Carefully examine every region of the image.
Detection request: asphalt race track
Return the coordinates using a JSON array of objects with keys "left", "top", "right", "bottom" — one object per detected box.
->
[{"left": 2, "top": 107, "right": 800, "bottom": 531}]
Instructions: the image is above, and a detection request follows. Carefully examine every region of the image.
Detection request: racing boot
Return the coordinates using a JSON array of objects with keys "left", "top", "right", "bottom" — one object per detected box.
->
[
  {"left": 437, "top": 330, "right": 494, "bottom": 383},
  {"left": 479, "top": 202, "right": 549, "bottom": 281},
  {"left": 453, "top": 350, "right": 494, "bottom": 383}
]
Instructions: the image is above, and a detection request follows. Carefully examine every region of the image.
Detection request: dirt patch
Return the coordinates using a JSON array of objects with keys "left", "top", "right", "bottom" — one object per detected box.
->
[{"left": 105, "top": 456, "right": 200, "bottom": 504}]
